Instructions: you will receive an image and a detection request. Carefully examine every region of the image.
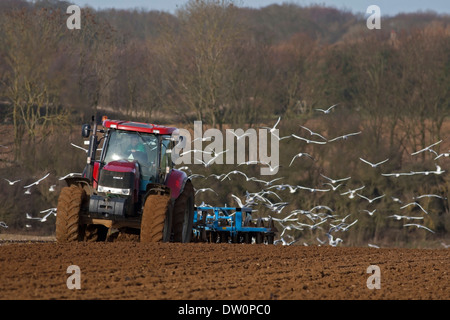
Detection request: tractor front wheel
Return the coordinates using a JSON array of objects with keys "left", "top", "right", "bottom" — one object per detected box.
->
[
  {"left": 140, "top": 193, "right": 172, "bottom": 243},
  {"left": 56, "top": 184, "right": 85, "bottom": 242}
]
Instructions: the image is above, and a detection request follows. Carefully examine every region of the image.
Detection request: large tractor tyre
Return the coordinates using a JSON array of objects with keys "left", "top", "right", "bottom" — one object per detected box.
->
[
  {"left": 56, "top": 184, "right": 85, "bottom": 243},
  {"left": 172, "top": 180, "right": 195, "bottom": 243},
  {"left": 140, "top": 193, "right": 172, "bottom": 243}
]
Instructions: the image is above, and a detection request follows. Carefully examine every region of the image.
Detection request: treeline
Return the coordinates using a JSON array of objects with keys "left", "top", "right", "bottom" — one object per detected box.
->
[
  {"left": 0, "top": 0, "right": 449, "bottom": 246},
  {"left": 1, "top": 0, "right": 448, "bottom": 129}
]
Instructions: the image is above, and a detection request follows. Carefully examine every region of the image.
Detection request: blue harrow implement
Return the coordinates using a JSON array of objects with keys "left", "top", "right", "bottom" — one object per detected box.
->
[{"left": 192, "top": 206, "right": 277, "bottom": 244}]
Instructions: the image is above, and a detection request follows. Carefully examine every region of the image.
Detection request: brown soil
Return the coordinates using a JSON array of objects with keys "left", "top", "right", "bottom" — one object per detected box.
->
[{"left": 0, "top": 240, "right": 448, "bottom": 300}]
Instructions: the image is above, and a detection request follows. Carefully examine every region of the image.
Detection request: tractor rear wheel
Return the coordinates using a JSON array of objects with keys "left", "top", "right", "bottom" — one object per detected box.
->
[
  {"left": 56, "top": 184, "right": 85, "bottom": 242},
  {"left": 140, "top": 193, "right": 172, "bottom": 243},
  {"left": 172, "top": 180, "right": 195, "bottom": 243}
]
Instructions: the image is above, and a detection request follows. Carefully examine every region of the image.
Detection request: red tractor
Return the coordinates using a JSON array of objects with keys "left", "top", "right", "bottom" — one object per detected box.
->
[{"left": 56, "top": 116, "right": 194, "bottom": 243}]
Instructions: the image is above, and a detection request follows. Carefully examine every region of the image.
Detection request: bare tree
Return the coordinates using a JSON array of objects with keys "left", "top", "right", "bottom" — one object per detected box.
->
[
  {"left": 154, "top": 0, "right": 244, "bottom": 128},
  {"left": 396, "top": 25, "right": 450, "bottom": 159},
  {"left": 0, "top": 7, "right": 68, "bottom": 160}
]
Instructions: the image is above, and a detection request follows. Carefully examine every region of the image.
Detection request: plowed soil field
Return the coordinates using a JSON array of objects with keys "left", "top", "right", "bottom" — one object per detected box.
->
[{"left": 0, "top": 239, "right": 448, "bottom": 300}]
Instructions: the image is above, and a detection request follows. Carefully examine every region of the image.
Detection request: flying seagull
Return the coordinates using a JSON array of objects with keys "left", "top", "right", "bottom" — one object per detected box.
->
[
  {"left": 391, "top": 196, "right": 403, "bottom": 204},
  {"left": 197, "top": 149, "right": 229, "bottom": 168},
  {"left": 195, "top": 188, "right": 218, "bottom": 196},
  {"left": 340, "top": 185, "right": 365, "bottom": 199},
  {"left": 261, "top": 162, "right": 281, "bottom": 173},
  {"left": 403, "top": 223, "right": 435, "bottom": 233},
  {"left": 323, "top": 182, "right": 344, "bottom": 191},
  {"left": 177, "top": 166, "right": 192, "bottom": 174},
  {"left": 207, "top": 173, "right": 229, "bottom": 180},
  {"left": 325, "top": 233, "right": 343, "bottom": 246},
  {"left": 356, "top": 193, "right": 385, "bottom": 204},
  {"left": 250, "top": 176, "right": 284, "bottom": 186},
  {"left": 71, "top": 143, "right": 88, "bottom": 153},
  {"left": 441, "top": 242, "right": 450, "bottom": 249},
  {"left": 388, "top": 214, "right": 423, "bottom": 221},
  {"left": 316, "top": 103, "right": 338, "bottom": 114},
  {"left": 400, "top": 202, "right": 429, "bottom": 215},
  {"left": 296, "top": 219, "right": 327, "bottom": 230},
  {"left": 381, "top": 172, "right": 414, "bottom": 178},
  {"left": 434, "top": 151, "right": 450, "bottom": 160},
  {"left": 411, "top": 140, "right": 442, "bottom": 156},
  {"left": 3, "top": 178, "right": 21, "bottom": 185},
  {"left": 320, "top": 174, "right": 351, "bottom": 184},
  {"left": 261, "top": 116, "right": 284, "bottom": 139},
  {"left": 187, "top": 173, "right": 205, "bottom": 180},
  {"left": 433, "top": 165, "right": 445, "bottom": 175},
  {"left": 327, "top": 131, "right": 362, "bottom": 142},
  {"left": 23, "top": 173, "right": 50, "bottom": 189},
  {"left": 411, "top": 165, "right": 445, "bottom": 176},
  {"left": 299, "top": 125, "right": 327, "bottom": 141},
  {"left": 359, "top": 157, "right": 389, "bottom": 168},
  {"left": 291, "top": 134, "right": 327, "bottom": 145},
  {"left": 231, "top": 194, "right": 248, "bottom": 208},
  {"left": 361, "top": 209, "right": 377, "bottom": 216},
  {"left": 221, "top": 170, "right": 251, "bottom": 182},
  {"left": 26, "top": 213, "right": 42, "bottom": 221},
  {"left": 59, "top": 172, "right": 82, "bottom": 180},
  {"left": 289, "top": 152, "right": 315, "bottom": 167},
  {"left": 40, "top": 208, "right": 57, "bottom": 214},
  {"left": 413, "top": 194, "right": 447, "bottom": 200}
]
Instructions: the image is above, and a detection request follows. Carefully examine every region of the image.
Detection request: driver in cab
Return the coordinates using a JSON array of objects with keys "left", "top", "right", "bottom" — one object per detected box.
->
[
  {"left": 126, "top": 135, "right": 145, "bottom": 155},
  {"left": 124, "top": 135, "right": 148, "bottom": 164},
  {"left": 124, "top": 134, "right": 157, "bottom": 179}
]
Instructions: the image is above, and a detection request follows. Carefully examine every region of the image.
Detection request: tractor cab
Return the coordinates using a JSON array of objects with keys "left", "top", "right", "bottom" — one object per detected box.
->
[
  {"left": 99, "top": 119, "right": 176, "bottom": 194},
  {"left": 102, "top": 130, "right": 161, "bottom": 190}
]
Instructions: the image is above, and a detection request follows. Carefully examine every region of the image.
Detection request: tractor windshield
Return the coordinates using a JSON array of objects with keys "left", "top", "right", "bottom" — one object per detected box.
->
[{"left": 103, "top": 130, "right": 159, "bottom": 181}]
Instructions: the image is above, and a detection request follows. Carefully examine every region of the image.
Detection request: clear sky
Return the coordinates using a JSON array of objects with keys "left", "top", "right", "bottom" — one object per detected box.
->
[{"left": 72, "top": 0, "right": 450, "bottom": 16}]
